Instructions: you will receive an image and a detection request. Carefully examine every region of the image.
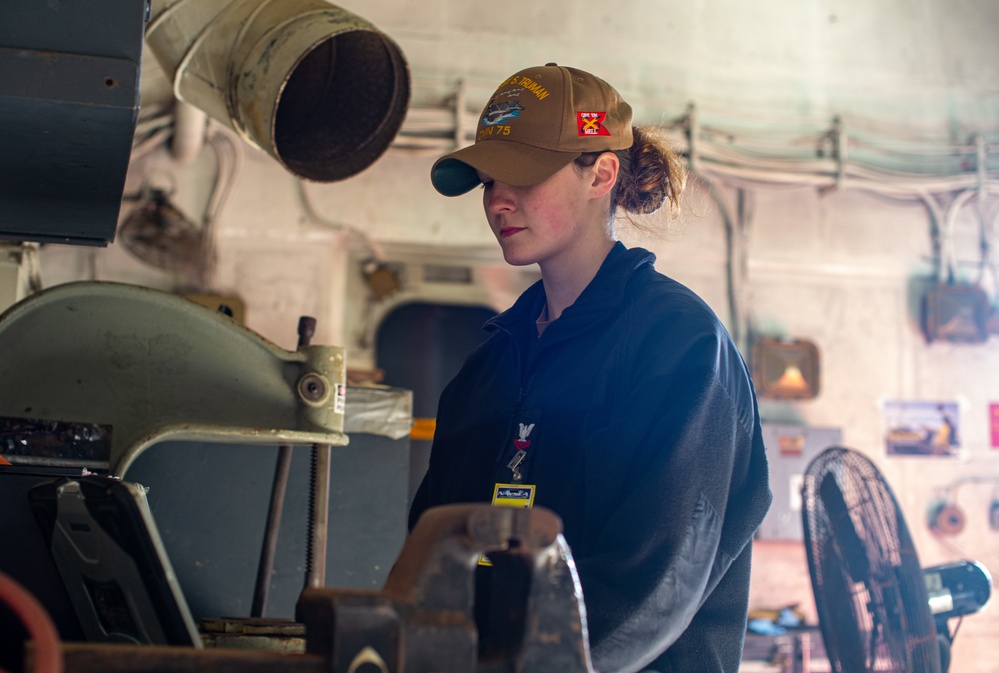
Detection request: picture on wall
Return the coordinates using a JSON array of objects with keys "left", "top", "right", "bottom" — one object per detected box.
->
[{"left": 883, "top": 400, "right": 961, "bottom": 457}]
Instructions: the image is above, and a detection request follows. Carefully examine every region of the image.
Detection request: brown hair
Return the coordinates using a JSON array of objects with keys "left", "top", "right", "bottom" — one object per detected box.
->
[{"left": 575, "top": 125, "right": 687, "bottom": 220}]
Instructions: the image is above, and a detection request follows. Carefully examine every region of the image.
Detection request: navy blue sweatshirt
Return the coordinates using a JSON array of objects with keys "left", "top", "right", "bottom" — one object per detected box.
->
[{"left": 410, "top": 243, "right": 772, "bottom": 673}]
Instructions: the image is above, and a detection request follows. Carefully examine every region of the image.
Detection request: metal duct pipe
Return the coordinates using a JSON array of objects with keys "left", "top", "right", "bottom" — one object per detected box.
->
[
  {"left": 171, "top": 100, "right": 207, "bottom": 165},
  {"left": 146, "top": 0, "right": 410, "bottom": 182}
]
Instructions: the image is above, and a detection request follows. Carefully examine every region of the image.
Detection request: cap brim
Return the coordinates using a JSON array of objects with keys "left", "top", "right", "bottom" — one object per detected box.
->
[{"left": 431, "top": 142, "right": 580, "bottom": 196}]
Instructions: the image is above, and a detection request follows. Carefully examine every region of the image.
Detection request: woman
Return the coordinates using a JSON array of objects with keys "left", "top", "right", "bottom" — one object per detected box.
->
[{"left": 410, "top": 63, "right": 772, "bottom": 673}]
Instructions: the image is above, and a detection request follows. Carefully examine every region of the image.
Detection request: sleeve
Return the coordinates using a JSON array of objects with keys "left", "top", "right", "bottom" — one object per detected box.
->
[
  {"left": 407, "top": 375, "right": 455, "bottom": 532},
  {"left": 408, "top": 461, "right": 432, "bottom": 532},
  {"left": 578, "top": 324, "right": 771, "bottom": 673}
]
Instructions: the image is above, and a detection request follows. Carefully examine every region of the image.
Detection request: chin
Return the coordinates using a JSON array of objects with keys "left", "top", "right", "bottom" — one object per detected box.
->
[{"left": 501, "top": 250, "right": 539, "bottom": 267}]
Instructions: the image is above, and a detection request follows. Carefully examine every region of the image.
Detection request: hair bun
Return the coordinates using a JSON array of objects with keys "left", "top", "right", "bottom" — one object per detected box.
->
[{"left": 616, "top": 126, "right": 686, "bottom": 217}]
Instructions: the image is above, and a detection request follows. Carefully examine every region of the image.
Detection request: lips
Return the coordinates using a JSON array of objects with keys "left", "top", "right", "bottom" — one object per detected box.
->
[{"left": 499, "top": 226, "right": 525, "bottom": 238}]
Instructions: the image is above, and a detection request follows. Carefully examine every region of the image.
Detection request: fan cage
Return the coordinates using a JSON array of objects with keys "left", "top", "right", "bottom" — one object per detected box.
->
[{"left": 802, "top": 447, "right": 941, "bottom": 673}]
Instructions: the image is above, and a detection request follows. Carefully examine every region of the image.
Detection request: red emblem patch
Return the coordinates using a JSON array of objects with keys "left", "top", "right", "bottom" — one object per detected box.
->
[
  {"left": 577, "top": 111, "right": 610, "bottom": 136},
  {"left": 514, "top": 439, "right": 531, "bottom": 450}
]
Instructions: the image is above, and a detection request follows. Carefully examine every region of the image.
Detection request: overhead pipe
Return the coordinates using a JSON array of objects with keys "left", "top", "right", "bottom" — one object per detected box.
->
[
  {"left": 145, "top": 0, "right": 410, "bottom": 182},
  {"left": 170, "top": 100, "right": 208, "bottom": 165}
]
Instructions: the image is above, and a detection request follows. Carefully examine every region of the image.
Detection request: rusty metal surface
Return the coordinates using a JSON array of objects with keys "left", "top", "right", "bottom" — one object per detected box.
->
[
  {"left": 297, "top": 504, "right": 595, "bottom": 673},
  {"left": 201, "top": 617, "right": 307, "bottom": 636},
  {"left": 59, "top": 642, "right": 324, "bottom": 673},
  {"left": 200, "top": 617, "right": 306, "bottom": 653}
]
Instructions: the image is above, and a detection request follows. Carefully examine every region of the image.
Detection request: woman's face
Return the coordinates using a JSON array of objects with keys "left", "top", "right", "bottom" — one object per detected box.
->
[{"left": 478, "top": 162, "right": 604, "bottom": 269}]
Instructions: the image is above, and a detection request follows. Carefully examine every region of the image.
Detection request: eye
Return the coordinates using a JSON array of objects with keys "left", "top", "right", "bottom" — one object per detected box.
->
[{"left": 480, "top": 180, "right": 494, "bottom": 190}]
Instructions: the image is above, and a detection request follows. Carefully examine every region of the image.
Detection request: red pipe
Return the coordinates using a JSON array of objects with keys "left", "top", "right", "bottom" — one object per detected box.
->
[{"left": 0, "top": 572, "right": 63, "bottom": 673}]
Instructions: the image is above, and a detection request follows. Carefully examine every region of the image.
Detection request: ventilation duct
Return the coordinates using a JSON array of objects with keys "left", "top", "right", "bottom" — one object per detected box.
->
[{"left": 145, "top": 0, "right": 411, "bottom": 182}]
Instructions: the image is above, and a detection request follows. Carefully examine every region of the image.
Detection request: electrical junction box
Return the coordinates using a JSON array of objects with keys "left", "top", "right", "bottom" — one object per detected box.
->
[
  {"left": 922, "top": 283, "right": 990, "bottom": 344},
  {"left": 756, "top": 423, "right": 842, "bottom": 541}
]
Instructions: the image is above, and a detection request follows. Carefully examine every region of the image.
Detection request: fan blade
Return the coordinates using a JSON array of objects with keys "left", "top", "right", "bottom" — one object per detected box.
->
[{"left": 819, "top": 472, "right": 870, "bottom": 582}]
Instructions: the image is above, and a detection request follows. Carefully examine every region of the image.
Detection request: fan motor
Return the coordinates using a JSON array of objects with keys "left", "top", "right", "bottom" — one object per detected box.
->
[{"left": 929, "top": 502, "right": 967, "bottom": 536}]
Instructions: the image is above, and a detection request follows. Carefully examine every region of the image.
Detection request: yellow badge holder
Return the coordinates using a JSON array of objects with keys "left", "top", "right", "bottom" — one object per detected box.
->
[{"left": 478, "top": 483, "right": 536, "bottom": 566}]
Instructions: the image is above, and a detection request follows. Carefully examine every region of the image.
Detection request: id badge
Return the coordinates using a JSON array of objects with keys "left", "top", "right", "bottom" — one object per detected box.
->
[{"left": 478, "top": 482, "right": 536, "bottom": 566}]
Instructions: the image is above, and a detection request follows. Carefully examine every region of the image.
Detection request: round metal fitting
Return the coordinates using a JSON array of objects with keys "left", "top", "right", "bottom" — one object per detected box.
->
[{"left": 297, "top": 372, "right": 330, "bottom": 405}]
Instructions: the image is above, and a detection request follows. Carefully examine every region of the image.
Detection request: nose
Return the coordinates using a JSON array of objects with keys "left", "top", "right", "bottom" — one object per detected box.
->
[{"left": 484, "top": 181, "right": 516, "bottom": 215}]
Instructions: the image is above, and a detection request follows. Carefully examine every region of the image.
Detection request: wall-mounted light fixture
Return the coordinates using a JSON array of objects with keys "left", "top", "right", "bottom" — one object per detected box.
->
[{"left": 752, "top": 336, "right": 821, "bottom": 400}]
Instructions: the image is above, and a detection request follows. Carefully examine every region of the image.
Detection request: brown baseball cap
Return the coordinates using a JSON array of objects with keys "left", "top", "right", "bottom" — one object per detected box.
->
[{"left": 431, "top": 63, "right": 634, "bottom": 196}]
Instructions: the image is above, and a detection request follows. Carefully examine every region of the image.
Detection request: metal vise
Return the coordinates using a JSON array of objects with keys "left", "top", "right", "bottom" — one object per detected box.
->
[
  {"left": 297, "top": 503, "right": 594, "bottom": 673},
  {"left": 55, "top": 504, "right": 594, "bottom": 673}
]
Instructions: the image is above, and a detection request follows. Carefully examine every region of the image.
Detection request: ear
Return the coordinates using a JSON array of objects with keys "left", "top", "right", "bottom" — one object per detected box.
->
[{"left": 589, "top": 152, "right": 619, "bottom": 200}]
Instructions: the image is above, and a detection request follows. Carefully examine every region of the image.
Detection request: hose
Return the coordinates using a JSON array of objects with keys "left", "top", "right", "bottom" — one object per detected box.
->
[{"left": 0, "top": 572, "right": 63, "bottom": 673}]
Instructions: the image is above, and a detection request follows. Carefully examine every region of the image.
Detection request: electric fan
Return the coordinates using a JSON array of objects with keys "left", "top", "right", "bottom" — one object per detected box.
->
[{"left": 801, "top": 447, "right": 992, "bottom": 673}]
